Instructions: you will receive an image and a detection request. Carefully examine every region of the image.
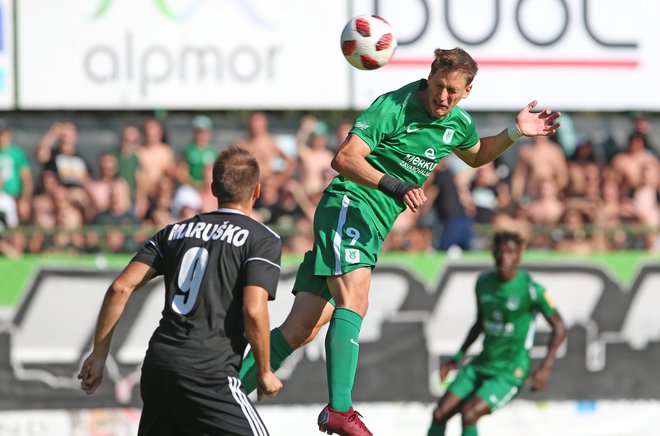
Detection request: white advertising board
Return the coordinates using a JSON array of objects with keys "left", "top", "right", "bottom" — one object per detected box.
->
[
  {"left": 0, "top": 0, "right": 14, "bottom": 109},
  {"left": 351, "top": 0, "right": 657, "bottom": 111},
  {"left": 17, "top": 0, "right": 350, "bottom": 109}
]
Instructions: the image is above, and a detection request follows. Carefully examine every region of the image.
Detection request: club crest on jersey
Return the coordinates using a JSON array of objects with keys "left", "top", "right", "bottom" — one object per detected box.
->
[
  {"left": 345, "top": 248, "right": 360, "bottom": 264},
  {"left": 443, "top": 128, "right": 455, "bottom": 144},
  {"left": 506, "top": 296, "right": 520, "bottom": 311},
  {"left": 424, "top": 148, "right": 436, "bottom": 159}
]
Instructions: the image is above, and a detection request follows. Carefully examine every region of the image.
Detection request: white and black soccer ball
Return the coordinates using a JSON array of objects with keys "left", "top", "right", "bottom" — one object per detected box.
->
[{"left": 340, "top": 15, "right": 397, "bottom": 70}]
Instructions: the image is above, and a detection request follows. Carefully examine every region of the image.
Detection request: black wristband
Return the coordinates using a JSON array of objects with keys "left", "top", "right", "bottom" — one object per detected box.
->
[{"left": 377, "top": 174, "right": 420, "bottom": 200}]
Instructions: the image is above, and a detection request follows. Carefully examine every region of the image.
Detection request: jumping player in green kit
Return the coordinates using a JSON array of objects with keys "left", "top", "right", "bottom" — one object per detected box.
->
[
  {"left": 427, "top": 231, "right": 567, "bottom": 436},
  {"left": 240, "top": 47, "right": 562, "bottom": 435}
]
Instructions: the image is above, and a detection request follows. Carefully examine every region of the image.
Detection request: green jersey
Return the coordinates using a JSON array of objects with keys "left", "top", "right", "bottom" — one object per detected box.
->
[
  {"left": 184, "top": 144, "right": 217, "bottom": 183},
  {"left": 0, "top": 145, "right": 30, "bottom": 197},
  {"left": 471, "top": 270, "right": 556, "bottom": 378},
  {"left": 325, "top": 79, "right": 479, "bottom": 237}
]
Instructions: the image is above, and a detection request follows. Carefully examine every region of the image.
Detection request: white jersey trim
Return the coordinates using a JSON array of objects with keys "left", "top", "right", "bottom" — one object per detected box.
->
[{"left": 245, "top": 257, "right": 281, "bottom": 269}]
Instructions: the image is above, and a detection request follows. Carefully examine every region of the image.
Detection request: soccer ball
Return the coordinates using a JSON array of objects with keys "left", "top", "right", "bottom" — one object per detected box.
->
[{"left": 340, "top": 15, "right": 397, "bottom": 70}]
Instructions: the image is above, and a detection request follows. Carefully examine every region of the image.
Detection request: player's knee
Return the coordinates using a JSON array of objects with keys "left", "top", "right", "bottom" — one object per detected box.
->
[
  {"left": 432, "top": 406, "right": 451, "bottom": 423},
  {"left": 280, "top": 318, "right": 321, "bottom": 348},
  {"left": 461, "top": 407, "right": 482, "bottom": 426}
]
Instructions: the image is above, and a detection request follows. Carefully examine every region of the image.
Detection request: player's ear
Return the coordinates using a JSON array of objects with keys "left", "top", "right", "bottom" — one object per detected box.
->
[
  {"left": 252, "top": 182, "right": 261, "bottom": 201},
  {"left": 463, "top": 83, "right": 473, "bottom": 98},
  {"left": 211, "top": 182, "right": 218, "bottom": 198}
]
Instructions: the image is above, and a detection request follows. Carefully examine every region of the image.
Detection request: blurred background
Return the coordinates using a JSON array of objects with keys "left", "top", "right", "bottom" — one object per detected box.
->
[{"left": 1, "top": 0, "right": 659, "bottom": 435}]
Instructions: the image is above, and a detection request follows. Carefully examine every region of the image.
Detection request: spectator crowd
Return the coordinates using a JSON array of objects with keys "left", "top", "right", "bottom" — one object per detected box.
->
[{"left": 0, "top": 112, "right": 658, "bottom": 258}]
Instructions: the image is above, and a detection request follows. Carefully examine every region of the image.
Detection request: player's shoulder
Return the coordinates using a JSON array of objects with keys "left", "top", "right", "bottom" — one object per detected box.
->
[
  {"left": 476, "top": 270, "right": 498, "bottom": 285},
  {"left": 450, "top": 105, "right": 475, "bottom": 127},
  {"left": 373, "top": 79, "right": 424, "bottom": 106}
]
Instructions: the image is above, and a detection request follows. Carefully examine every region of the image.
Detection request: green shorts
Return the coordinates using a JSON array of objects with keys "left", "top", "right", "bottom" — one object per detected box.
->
[
  {"left": 447, "top": 364, "right": 523, "bottom": 411},
  {"left": 292, "top": 193, "right": 384, "bottom": 304}
]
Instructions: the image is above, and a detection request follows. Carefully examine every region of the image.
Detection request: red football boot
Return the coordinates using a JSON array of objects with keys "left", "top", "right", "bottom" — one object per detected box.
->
[{"left": 317, "top": 405, "right": 373, "bottom": 436}]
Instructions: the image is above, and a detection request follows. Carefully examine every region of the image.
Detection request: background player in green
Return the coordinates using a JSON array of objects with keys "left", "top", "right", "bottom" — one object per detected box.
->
[
  {"left": 240, "top": 47, "right": 562, "bottom": 435},
  {"left": 427, "top": 231, "right": 567, "bottom": 436}
]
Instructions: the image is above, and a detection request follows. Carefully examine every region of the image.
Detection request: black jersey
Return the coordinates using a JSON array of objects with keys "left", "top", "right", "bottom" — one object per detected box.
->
[{"left": 133, "top": 208, "right": 281, "bottom": 378}]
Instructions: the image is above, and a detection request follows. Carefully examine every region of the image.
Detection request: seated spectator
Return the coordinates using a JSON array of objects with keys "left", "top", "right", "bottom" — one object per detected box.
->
[
  {"left": 172, "top": 183, "right": 202, "bottom": 220},
  {"left": 36, "top": 121, "right": 90, "bottom": 188},
  {"left": 116, "top": 125, "right": 142, "bottom": 201},
  {"left": 611, "top": 132, "right": 660, "bottom": 194},
  {"left": 423, "top": 159, "right": 475, "bottom": 251},
  {"left": 593, "top": 179, "right": 635, "bottom": 250},
  {"left": 511, "top": 135, "right": 568, "bottom": 205},
  {"left": 0, "top": 175, "right": 21, "bottom": 258},
  {"left": 627, "top": 163, "right": 660, "bottom": 250},
  {"left": 553, "top": 208, "right": 598, "bottom": 254},
  {"left": 135, "top": 118, "right": 176, "bottom": 218},
  {"left": 91, "top": 180, "right": 139, "bottom": 253},
  {"left": 566, "top": 138, "right": 601, "bottom": 197},
  {"left": 523, "top": 179, "right": 565, "bottom": 226},
  {"left": 182, "top": 115, "right": 218, "bottom": 187},
  {"left": 0, "top": 119, "right": 33, "bottom": 223},
  {"left": 85, "top": 153, "right": 123, "bottom": 215},
  {"left": 233, "top": 111, "right": 295, "bottom": 188},
  {"left": 468, "top": 162, "right": 511, "bottom": 225},
  {"left": 296, "top": 116, "right": 335, "bottom": 196}
]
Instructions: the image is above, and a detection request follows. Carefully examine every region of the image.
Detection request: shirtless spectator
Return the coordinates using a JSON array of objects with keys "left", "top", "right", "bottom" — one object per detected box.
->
[
  {"left": 233, "top": 111, "right": 295, "bottom": 187},
  {"left": 523, "top": 179, "right": 565, "bottom": 225},
  {"left": 135, "top": 118, "right": 175, "bottom": 218},
  {"left": 566, "top": 139, "right": 601, "bottom": 196},
  {"left": 85, "top": 153, "right": 122, "bottom": 214},
  {"left": 511, "top": 136, "right": 568, "bottom": 205},
  {"left": 611, "top": 132, "right": 660, "bottom": 195},
  {"left": 628, "top": 163, "right": 660, "bottom": 250},
  {"left": 36, "top": 121, "right": 90, "bottom": 188},
  {"left": 296, "top": 116, "right": 335, "bottom": 196}
]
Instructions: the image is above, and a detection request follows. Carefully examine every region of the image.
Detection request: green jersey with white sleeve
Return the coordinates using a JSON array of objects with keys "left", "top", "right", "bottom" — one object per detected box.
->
[
  {"left": 324, "top": 79, "right": 479, "bottom": 237},
  {"left": 471, "top": 269, "right": 557, "bottom": 378}
]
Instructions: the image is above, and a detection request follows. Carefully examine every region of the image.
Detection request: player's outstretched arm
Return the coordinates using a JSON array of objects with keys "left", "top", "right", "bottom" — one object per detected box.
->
[
  {"left": 453, "top": 101, "right": 561, "bottom": 168},
  {"left": 530, "top": 311, "right": 567, "bottom": 392},
  {"left": 243, "top": 285, "right": 282, "bottom": 401},
  {"left": 78, "top": 261, "right": 156, "bottom": 395}
]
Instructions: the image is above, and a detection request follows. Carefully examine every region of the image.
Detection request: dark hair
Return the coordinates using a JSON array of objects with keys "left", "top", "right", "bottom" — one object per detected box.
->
[
  {"left": 493, "top": 231, "right": 523, "bottom": 250},
  {"left": 430, "top": 48, "right": 479, "bottom": 85},
  {"left": 212, "top": 146, "right": 260, "bottom": 203}
]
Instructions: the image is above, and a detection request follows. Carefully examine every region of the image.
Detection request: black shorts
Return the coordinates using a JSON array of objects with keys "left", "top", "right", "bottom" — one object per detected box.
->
[{"left": 138, "top": 367, "right": 269, "bottom": 436}]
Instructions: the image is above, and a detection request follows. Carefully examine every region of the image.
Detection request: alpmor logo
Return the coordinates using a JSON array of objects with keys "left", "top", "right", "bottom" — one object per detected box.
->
[
  {"left": 91, "top": 0, "right": 205, "bottom": 21},
  {"left": 91, "top": 0, "right": 274, "bottom": 26}
]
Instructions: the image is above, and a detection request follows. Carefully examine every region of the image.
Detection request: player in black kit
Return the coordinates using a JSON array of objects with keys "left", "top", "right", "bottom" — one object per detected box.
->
[{"left": 78, "top": 146, "right": 283, "bottom": 436}]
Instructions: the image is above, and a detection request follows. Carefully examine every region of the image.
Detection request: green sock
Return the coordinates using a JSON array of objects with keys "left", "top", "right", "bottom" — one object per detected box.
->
[
  {"left": 462, "top": 425, "right": 478, "bottom": 436},
  {"left": 239, "top": 328, "right": 293, "bottom": 394},
  {"left": 427, "top": 421, "right": 446, "bottom": 436},
  {"left": 326, "top": 308, "right": 363, "bottom": 412}
]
